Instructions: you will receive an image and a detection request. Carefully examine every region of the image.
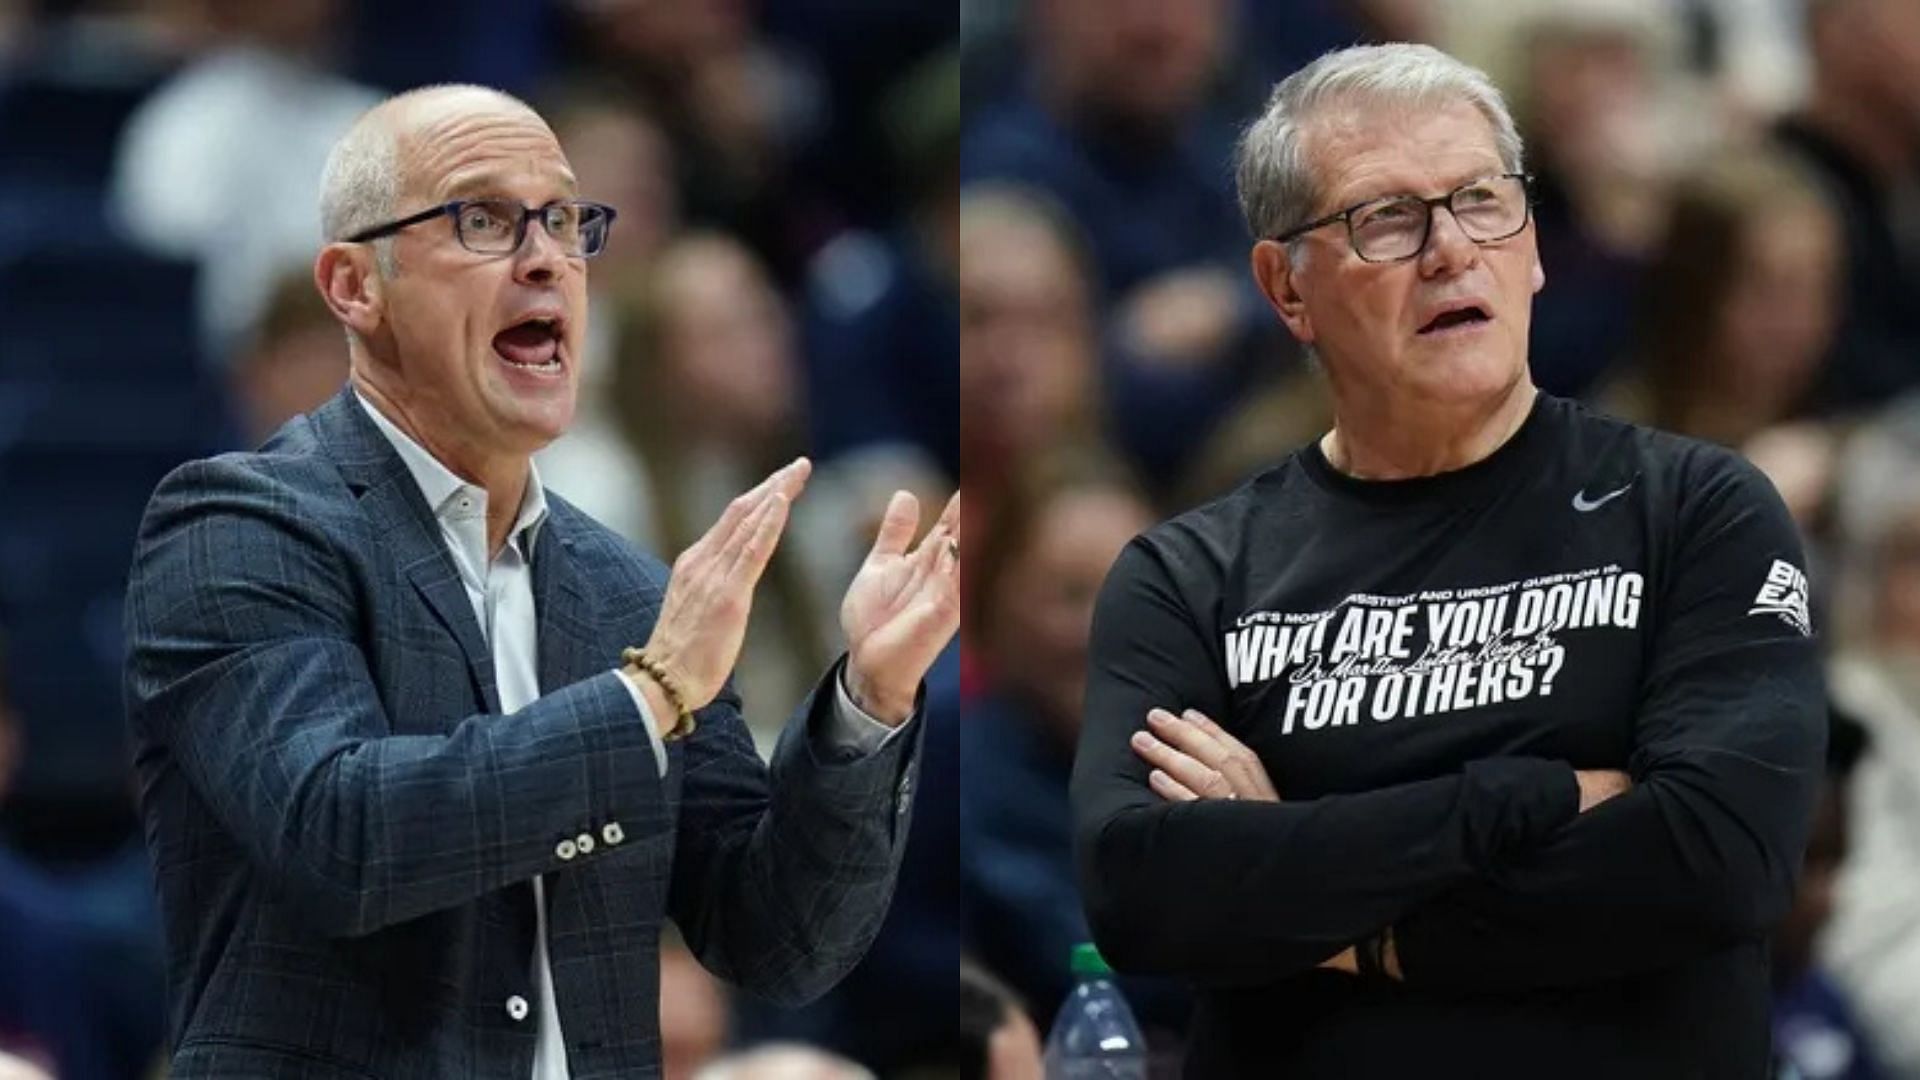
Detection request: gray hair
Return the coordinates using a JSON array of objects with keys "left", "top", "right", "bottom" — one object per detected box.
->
[
  {"left": 318, "top": 84, "right": 541, "bottom": 278},
  {"left": 319, "top": 111, "right": 401, "bottom": 276},
  {"left": 1234, "top": 43, "right": 1526, "bottom": 245}
]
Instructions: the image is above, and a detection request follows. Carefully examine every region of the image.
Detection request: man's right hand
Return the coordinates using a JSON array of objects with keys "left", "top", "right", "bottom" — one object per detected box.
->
[
  {"left": 630, "top": 458, "right": 811, "bottom": 724},
  {"left": 1574, "top": 769, "right": 1632, "bottom": 813}
]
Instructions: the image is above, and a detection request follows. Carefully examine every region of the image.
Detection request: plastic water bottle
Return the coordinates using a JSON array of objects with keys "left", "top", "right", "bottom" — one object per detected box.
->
[{"left": 1043, "top": 943, "right": 1148, "bottom": 1079}]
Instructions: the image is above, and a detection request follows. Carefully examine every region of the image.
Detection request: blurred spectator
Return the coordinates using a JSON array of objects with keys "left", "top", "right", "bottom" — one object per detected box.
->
[
  {"left": 532, "top": 83, "right": 679, "bottom": 546},
  {"left": 545, "top": 79, "right": 683, "bottom": 278},
  {"left": 802, "top": 47, "right": 960, "bottom": 480},
  {"left": 1445, "top": 0, "right": 1691, "bottom": 397},
  {"left": 1772, "top": 707, "right": 1883, "bottom": 1080},
  {"left": 344, "top": 0, "right": 551, "bottom": 98},
  {"left": 1601, "top": 148, "right": 1843, "bottom": 449},
  {"left": 759, "top": 0, "right": 957, "bottom": 232},
  {"left": 0, "top": 3, "right": 183, "bottom": 211},
  {"left": 1775, "top": 0, "right": 1920, "bottom": 410},
  {"left": 662, "top": 930, "right": 731, "bottom": 1080},
  {"left": 961, "top": 450, "right": 1189, "bottom": 1049},
  {"left": 694, "top": 1043, "right": 875, "bottom": 1080},
  {"left": 230, "top": 268, "right": 350, "bottom": 445},
  {"left": 0, "top": 1051, "right": 50, "bottom": 1080},
  {"left": 1169, "top": 364, "right": 1334, "bottom": 509},
  {"left": 1683, "top": 0, "right": 1812, "bottom": 129},
  {"left": 573, "top": 232, "right": 833, "bottom": 744},
  {"left": 1227, "top": 0, "right": 1435, "bottom": 106},
  {"left": 962, "top": 0, "right": 1282, "bottom": 487},
  {"left": 957, "top": 959, "right": 1044, "bottom": 1080},
  {"left": 957, "top": 184, "right": 1102, "bottom": 550},
  {"left": 0, "top": 640, "right": 165, "bottom": 1080},
  {"left": 1746, "top": 421, "right": 1844, "bottom": 546},
  {"left": 559, "top": 0, "right": 835, "bottom": 282},
  {"left": 109, "top": 0, "right": 379, "bottom": 362},
  {"left": 1820, "top": 401, "right": 1920, "bottom": 1074},
  {"left": 0, "top": 1, "right": 25, "bottom": 59}
]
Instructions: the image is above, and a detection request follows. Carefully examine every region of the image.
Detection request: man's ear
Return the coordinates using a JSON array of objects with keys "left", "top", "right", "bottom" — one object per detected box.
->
[
  {"left": 314, "top": 243, "right": 386, "bottom": 339},
  {"left": 1251, "top": 239, "right": 1314, "bottom": 345}
]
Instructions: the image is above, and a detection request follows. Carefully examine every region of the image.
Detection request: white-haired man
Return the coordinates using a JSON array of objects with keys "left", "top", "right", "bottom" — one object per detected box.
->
[
  {"left": 1073, "top": 43, "right": 1823, "bottom": 1076},
  {"left": 125, "top": 84, "right": 959, "bottom": 1078}
]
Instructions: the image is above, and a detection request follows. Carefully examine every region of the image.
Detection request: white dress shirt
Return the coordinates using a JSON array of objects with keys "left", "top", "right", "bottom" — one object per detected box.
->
[{"left": 355, "top": 394, "right": 901, "bottom": 1078}]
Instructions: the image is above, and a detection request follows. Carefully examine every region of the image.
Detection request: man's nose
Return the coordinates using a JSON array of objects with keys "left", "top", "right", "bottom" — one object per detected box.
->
[
  {"left": 513, "top": 218, "right": 566, "bottom": 284},
  {"left": 1418, "top": 205, "right": 1479, "bottom": 277}
]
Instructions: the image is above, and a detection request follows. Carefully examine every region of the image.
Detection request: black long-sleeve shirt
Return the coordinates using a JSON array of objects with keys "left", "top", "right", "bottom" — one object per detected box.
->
[{"left": 1072, "top": 393, "right": 1825, "bottom": 1078}]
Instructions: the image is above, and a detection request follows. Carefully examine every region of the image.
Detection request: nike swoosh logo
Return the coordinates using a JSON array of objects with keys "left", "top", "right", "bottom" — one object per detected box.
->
[{"left": 1572, "top": 481, "right": 1635, "bottom": 512}]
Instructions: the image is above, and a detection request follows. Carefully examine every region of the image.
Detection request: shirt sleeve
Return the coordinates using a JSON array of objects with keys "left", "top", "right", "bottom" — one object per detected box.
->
[
  {"left": 614, "top": 669, "right": 671, "bottom": 778},
  {"left": 1392, "top": 452, "right": 1826, "bottom": 991},
  {"left": 829, "top": 661, "right": 911, "bottom": 754},
  {"left": 1072, "top": 536, "right": 1581, "bottom": 984}
]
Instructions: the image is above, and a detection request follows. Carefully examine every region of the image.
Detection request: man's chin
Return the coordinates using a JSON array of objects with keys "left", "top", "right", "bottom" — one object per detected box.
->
[
  {"left": 1407, "top": 347, "right": 1525, "bottom": 400},
  {"left": 491, "top": 399, "right": 577, "bottom": 454}
]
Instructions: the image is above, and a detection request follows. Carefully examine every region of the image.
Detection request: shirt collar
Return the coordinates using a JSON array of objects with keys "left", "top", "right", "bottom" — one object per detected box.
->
[{"left": 354, "top": 391, "right": 549, "bottom": 559}]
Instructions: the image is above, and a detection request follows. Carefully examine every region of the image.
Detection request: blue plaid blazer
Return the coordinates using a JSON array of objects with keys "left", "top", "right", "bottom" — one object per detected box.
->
[{"left": 123, "top": 388, "right": 921, "bottom": 1078}]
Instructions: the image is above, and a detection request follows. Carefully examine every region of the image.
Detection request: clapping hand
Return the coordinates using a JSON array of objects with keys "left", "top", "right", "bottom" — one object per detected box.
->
[
  {"left": 632, "top": 458, "right": 811, "bottom": 729},
  {"left": 841, "top": 490, "right": 962, "bottom": 725}
]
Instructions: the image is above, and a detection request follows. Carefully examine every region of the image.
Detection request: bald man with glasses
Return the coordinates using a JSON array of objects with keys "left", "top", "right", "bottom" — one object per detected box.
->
[{"left": 125, "top": 84, "right": 959, "bottom": 1079}]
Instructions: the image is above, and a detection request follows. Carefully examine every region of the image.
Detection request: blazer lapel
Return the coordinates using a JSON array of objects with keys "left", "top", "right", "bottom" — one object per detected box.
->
[
  {"left": 401, "top": 543, "right": 501, "bottom": 715},
  {"left": 308, "top": 388, "right": 501, "bottom": 714},
  {"left": 531, "top": 521, "right": 605, "bottom": 695}
]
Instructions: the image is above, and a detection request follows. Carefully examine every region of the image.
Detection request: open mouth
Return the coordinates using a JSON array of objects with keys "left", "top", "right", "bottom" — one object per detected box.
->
[
  {"left": 492, "top": 315, "right": 564, "bottom": 372},
  {"left": 1418, "top": 305, "right": 1491, "bottom": 335}
]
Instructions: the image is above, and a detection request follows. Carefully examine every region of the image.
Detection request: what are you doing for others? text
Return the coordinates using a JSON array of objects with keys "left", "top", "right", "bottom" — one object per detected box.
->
[{"left": 1223, "top": 566, "right": 1645, "bottom": 735}]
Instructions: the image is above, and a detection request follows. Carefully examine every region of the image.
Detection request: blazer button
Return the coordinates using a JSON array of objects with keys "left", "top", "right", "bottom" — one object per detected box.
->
[
  {"left": 575, "top": 832, "right": 595, "bottom": 855},
  {"left": 506, "top": 995, "right": 530, "bottom": 1021},
  {"left": 555, "top": 839, "right": 577, "bottom": 861},
  {"left": 602, "top": 822, "right": 625, "bottom": 846}
]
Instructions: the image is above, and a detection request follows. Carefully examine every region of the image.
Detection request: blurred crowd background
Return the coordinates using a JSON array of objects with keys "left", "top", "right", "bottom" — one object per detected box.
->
[
  {"left": 0, "top": 0, "right": 957, "bottom": 1076},
  {"left": 959, "top": 1, "right": 1920, "bottom": 1077}
]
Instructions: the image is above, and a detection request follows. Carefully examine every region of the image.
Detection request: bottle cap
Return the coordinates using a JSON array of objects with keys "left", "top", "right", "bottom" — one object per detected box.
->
[{"left": 1069, "top": 943, "right": 1112, "bottom": 976}]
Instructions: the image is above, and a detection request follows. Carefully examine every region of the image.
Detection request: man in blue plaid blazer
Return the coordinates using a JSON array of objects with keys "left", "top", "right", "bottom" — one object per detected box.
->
[{"left": 123, "top": 85, "right": 960, "bottom": 1078}]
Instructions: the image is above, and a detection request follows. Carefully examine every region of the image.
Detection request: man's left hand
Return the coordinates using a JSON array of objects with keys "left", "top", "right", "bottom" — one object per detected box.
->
[{"left": 841, "top": 490, "right": 961, "bottom": 726}]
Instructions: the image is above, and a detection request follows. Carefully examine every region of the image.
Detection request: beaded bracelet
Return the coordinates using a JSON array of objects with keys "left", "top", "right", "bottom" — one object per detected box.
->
[{"left": 621, "top": 647, "right": 696, "bottom": 741}]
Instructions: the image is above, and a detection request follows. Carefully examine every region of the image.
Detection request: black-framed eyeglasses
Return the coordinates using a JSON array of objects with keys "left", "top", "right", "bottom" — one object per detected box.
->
[
  {"left": 345, "top": 198, "right": 618, "bottom": 258},
  {"left": 1271, "top": 173, "right": 1534, "bottom": 263}
]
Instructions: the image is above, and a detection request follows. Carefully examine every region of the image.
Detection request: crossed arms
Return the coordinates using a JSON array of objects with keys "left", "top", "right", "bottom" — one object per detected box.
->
[{"left": 1069, "top": 465, "right": 1825, "bottom": 993}]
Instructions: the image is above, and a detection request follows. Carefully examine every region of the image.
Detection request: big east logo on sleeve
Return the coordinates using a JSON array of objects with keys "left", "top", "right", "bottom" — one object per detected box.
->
[{"left": 1748, "top": 559, "right": 1813, "bottom": 637}]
